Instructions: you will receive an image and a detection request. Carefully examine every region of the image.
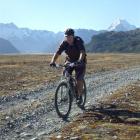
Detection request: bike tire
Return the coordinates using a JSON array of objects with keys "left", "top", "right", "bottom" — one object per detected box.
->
[{"left": 55, "top": 81, "right": 72, "bottom": 118}]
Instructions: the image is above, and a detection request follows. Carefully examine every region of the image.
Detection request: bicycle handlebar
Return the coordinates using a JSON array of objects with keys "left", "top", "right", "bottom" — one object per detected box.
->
[{"left": 53, "top": 62, "right": 81, "bottom": 69}]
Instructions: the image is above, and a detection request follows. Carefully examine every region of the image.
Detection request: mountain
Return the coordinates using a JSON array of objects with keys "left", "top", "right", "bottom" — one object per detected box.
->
[
  {"left": 86, "top": 28, "right": 140, "bottom": 53},
  {"left": 107, "top": 19, "right": 136, "bottom": 32},
  {"left": 0, "top": 20, "right": 138, "bottom": 53},
  {"left": 0, "top": 23, "right": 60, "bottom": 53},
  {"left": 75, "top": 29, "right": 100, "bottom": 43},
  {"left": 0, "top": 23, "right": 98, "bottom": 53},
  {"left": 0, "top": 38, "right": 19, "bottom": 54}
]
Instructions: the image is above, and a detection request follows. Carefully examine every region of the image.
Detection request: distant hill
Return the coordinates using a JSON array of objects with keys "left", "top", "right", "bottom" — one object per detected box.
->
[
  {"left": 86, "top": 29, "right": 140, "bottom": 53},
  {"left": 0, "top": 38, "right": 19, "bottom": 54}
]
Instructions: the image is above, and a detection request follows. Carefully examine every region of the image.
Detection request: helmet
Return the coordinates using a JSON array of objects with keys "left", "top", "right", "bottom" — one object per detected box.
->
[{"left": 64, "top": 28, "right": 74, "bottom": 36}]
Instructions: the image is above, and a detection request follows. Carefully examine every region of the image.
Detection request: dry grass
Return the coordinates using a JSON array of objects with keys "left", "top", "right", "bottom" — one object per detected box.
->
[
  {"left": 87, "top": 53, "right": 140, "bottom": 73},
  {"left": 0, "top": 53, "right": 140, "bottom": 96},
  {"left": 0, "top": 54, "right": 62, "bottom": 96}
]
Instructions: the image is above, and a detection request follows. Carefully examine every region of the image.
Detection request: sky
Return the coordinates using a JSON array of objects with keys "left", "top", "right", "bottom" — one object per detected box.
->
[{"left": 0, "top": 0, "right": 140, "bottom": 32}]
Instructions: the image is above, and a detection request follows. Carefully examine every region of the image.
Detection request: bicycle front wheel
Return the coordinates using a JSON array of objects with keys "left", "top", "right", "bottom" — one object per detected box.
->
[{"left": 55, "top": 81, "right": 72, "bottom": 118}]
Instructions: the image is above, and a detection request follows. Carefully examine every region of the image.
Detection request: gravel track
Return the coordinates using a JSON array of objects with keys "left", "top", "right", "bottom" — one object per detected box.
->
[{"left": 0, "top": 66, "right": 140, "bottom": 140}]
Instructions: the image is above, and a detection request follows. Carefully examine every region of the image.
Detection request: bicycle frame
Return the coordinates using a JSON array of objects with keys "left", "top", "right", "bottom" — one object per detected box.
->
[
  {"left": 62, "top": 70, "right": 77, "bottom": 100},
  {"left": 54, "top": 62, "right": 83, "bottom": 100}
]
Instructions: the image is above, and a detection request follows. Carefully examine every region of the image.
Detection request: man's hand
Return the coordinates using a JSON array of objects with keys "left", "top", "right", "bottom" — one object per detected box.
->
[{"left": 49, "top": 62, "right": 56, "bottom": 67}]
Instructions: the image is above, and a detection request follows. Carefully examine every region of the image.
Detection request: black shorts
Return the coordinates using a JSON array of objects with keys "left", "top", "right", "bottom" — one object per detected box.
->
[{"left": 64, "top": 63, "right": 86, "bottom": 80}]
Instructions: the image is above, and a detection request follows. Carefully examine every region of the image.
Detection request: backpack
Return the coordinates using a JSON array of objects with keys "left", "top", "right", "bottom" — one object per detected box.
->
[{"left": 74, "top": 36, "right": 84, "bottom": 45}]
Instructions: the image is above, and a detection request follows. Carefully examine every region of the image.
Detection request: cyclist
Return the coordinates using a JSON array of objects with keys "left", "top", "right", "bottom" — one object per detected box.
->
[{"left": 50, "top": 28, "right": 87, "bottom": 104}]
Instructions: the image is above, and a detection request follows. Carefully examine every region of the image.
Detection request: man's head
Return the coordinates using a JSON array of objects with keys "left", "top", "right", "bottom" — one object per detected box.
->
[{"left": 64, "top": 28, "right": 75, "bottom": 45}]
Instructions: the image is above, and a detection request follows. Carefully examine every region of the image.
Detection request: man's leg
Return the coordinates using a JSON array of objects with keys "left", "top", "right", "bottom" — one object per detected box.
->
[
  {"left": 75, "top": 63, "right": 86, "bottom": 100},
  {"left": 63, "top": 61, "right": 74, "bottom": 76},
  {"left": 76, "top": 80, "right": 84, "bottom": 97}
]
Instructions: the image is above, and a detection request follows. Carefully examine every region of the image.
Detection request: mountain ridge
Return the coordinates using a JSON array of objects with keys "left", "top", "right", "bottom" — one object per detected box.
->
[
  {"left": 0, "top": 37, "right": 19, "bottom": 54},
  {"left": 87, "top": 28, "right": 140, "bottom": 53},
  {"left": 0, "top": 19, "right": 139, "bottom": 53},
  {"left": 0, "top": 23, "right": 98, "bottom": 53}
]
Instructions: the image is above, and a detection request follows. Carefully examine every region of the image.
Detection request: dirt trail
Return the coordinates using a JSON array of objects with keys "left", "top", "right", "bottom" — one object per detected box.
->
[{"left": 0, "top": 66, "right": 140, "bottom": 140}]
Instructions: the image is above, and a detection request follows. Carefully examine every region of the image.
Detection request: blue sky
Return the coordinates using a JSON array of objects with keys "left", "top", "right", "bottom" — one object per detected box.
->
[{"left": 0, "top": 0, "right": 140, "bottom": 32}]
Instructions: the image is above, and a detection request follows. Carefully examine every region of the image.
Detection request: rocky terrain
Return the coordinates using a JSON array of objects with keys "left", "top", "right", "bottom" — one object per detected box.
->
[
  {"left": 0, "top": 66, "right": 140, "bottom": 140},
  {"left": 51, "top": 81, "right": 140, "bottom": 140}
]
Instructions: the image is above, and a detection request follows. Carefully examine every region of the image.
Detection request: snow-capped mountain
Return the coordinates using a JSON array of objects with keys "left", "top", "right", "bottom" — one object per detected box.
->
[
  {"left": 107, "top": 19, "right": 136, "bottom": 32},
  {"left": 0, "top": 23, "right": 98, "bottom": 53},
  {"left": 0, "top": 23, "right": 62, "bottom": 53}
]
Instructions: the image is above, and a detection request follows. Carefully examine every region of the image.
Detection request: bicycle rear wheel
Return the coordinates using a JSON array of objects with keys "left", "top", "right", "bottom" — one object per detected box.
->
[{"left": 55, "top": 81, "right": 72, "bottom": 118}]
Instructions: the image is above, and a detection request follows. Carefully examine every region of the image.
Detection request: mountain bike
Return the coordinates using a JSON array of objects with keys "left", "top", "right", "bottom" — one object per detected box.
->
[{"left": 53, "top": 62, "right": 87, "bottom": 119}]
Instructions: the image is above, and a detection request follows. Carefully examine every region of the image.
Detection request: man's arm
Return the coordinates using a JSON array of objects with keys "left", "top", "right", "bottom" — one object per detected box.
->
[
  {"left": 79, "top": 50, "right": 86, "bottom": 61},
  {"left": 50, "top": 41, "right": 66, "bottom": 65},
  {"left": 50, "top": 53, "right": 60, "bottom": 63},
  {"left": 76, "top": 37, "right": 86, "bottom": 62}
]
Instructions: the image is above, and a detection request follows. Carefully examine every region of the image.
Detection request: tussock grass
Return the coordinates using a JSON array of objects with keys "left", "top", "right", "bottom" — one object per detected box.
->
[{"left": 0, "top": 53, "right": 140, "bottom": 96}]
